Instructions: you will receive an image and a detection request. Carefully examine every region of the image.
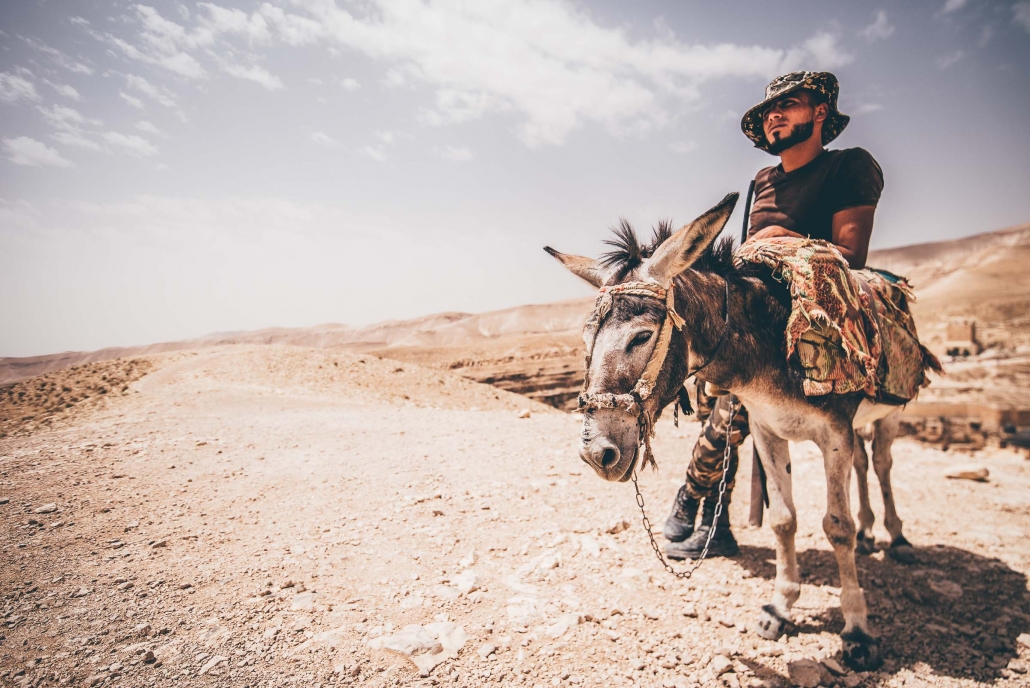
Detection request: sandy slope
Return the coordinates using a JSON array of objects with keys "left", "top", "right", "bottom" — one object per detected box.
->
[{"left": 1, "top": 348, "right": 1029, "bottom": 688}]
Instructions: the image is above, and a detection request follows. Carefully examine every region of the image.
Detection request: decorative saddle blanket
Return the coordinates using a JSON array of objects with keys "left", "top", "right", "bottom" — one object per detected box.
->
[{"left": 734, "top": 238, "right": 943, "bottom": 403}]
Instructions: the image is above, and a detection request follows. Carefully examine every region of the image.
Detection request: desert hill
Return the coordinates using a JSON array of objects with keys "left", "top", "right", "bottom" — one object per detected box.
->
[{"left": 3, "top": 222, "right": 1029, "bottom": 411}]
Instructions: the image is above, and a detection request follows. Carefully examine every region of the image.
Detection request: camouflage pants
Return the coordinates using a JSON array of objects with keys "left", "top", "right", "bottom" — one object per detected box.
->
[{"left": 682, "top": 389, "right": 750, "bottom": 500}]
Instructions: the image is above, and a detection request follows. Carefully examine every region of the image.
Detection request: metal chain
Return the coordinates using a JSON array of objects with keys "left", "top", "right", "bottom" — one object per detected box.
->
[{"left": 631, "top": 399, "right": 736, "bottom": 578}]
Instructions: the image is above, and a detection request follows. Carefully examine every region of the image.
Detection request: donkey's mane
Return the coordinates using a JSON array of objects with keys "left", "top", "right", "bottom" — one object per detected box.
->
[{"left": 598, "top": 219, "right": 744, "bottom": 280}]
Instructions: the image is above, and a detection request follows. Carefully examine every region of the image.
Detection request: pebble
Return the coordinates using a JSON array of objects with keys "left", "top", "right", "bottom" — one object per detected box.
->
[
  {"left": 710, "top": 655, "right": 732, "bottom": 676},
  {"left": 787, "top": 658, "right": 831, "bottom": 688},
  {"left": 34, "top": 503, "right": 58, "bottom": 514},
  {"left": 0, "top": 497, "right": 9, "bottom": 505},
  {"left": 820, "top": 658, "right": 846, "bottom": 676},
  {"left": 517, "top": 409, "right": 532, "bottom": 418},
  {"left": 1008, "top": 659, "right": 1027, "bottom": 674},
  {"left": 944, "top": 465, "right": 989, "bottom": 481},
  {"left": 199, "top": 655, "right": 227, "bottom": 675},
  {"left": 478, "top": 642, "right": 497, "bottom": 659},
  {"left": 70, "top": 587, "right": 90, "bottom": 598}
]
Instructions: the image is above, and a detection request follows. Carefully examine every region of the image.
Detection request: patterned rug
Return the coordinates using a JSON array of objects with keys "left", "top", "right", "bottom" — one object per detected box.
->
[{"left": 735, "top": 237, "right": 943, "bottom": 403}]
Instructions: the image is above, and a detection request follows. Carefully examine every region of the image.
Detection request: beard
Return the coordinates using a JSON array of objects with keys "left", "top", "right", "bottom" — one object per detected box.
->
[{"left": 766, "top": 119, "right": 815, "bottom": 155}]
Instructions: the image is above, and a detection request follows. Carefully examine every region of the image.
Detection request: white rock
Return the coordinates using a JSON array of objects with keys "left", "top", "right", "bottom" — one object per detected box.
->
[
  {"left": 34, "top": 503, "right": 58, "bottom": 514},
  {"left": 710, "top": 655, "right": 733, "bottom": 676},
  {"left": 517, "top": 409, "right": 532, "bottom": 419},
  {"left": 368, "top": 622, "right": 468, "bottom": 676},
  {"left": 198, "top": 655, "right": 226, "bottom": 675},
  {"left": 452, "top": 569, "right": 479, "bottom": 596},
  {"left": 544, "top": 613, "right": 582, "bottom": 639},
  {"left": 478, "top": 642, "right": 497, "bottom": 659}
]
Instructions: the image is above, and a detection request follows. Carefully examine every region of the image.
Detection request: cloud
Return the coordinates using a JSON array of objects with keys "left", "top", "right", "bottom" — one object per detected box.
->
[
  {"left": 38, "top": 104, "right": 101, "bottom": 131},
  {"left": 20, "top": 37, "right": 94, "bottom": 75},
  {"left": 309, "top": 131, "right": 339, "bottom": 147},
  {"left": 1014, "top": 3, "right": 1030, "bottom": 33},
  {"left": 785, "top": 31, "right": 855, "bottom": 70},
  {"left": 860, "top": 10, "right": 895, "bottom": 42},
  {"left": 341, "top": 78, "right": 360, "bottom": 91},
  {"left": 439, "top": 145, "right": 473, "bottom": 161},
  {"left": 196, "top": 3, "right": 273, "bottom": 42},
  {"left": 3, "top": 136, "right": 74, "bottom": 167},
  {"left": 120, "top": 92, "right": 146, "bottom": 110},
  {"left": 102, "top": 131, "right": 159, "bottom": 157},
  {"left": 938, "top": 50, "right": 964, "bottom": 68},
  {"left": 220, "top": 63, "right": 283, "bottom": 90},
  {"left": 306, "top": 77, "right": 323, "bottom": 85},
  {"left": 0, "top": 72, "right": 41, "bottom": 103},
  {"left": 112, "top": 1, "right": 857, "bottom": 148},
  {"left": 854, "top": 103, "right": 883, "bottom": 115},
  {"left": 941, "top": 0, "right": 967, "bottom": 14},
  {"left": 136, "top": 120, "right": 165, "bottom": 136},
  {"left": 92, "top": 6, "right": 208, "bottom": 80},
  {"left": 52, "top": 131, "right": 102, "bottom": 151},
  {"left": 46, "top": 81, "right": 83, "bottom": 101},
  {"left": 125, "top": 74, "right": 176, "bottom": 107},
  {"left": 361, "top": 145, "right": 386, "bottom": 161},
  {"left": 670, "top": 140, "right": 698, "bottom": 154}
]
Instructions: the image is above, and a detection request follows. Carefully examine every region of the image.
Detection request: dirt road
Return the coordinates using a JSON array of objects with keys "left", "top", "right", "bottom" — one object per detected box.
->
[{"left": 2, "top": 347, "right": 1029, "bottom": 687}]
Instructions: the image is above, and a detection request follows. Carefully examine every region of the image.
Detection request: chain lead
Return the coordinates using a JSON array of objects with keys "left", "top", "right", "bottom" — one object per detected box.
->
[{"left": 632, "top": 399, "right": 736, "bottom": 579}]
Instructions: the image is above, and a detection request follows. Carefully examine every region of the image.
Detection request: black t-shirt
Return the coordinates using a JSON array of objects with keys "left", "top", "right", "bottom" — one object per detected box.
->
[{"left": 747, "top": 148, "right": 884, "bottom": 243}]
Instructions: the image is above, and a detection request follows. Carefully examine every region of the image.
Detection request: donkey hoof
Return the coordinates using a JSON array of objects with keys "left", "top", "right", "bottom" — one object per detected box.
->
[
  {"left": 887, "top": 536, "right": 916, "bottom": 564},
  {"left": 855, "top": 532, "right": 876, "bottom": 556},
  {"left": 755, "top": 604, "right": 794, "bottom": 640},
  {"left": 841, "top": 629, "right": 883, "bottom": 672}
]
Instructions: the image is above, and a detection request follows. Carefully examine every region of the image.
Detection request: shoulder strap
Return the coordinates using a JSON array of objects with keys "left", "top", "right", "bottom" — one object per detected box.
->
[{"left": 740, "top": 179, "right": 756, "bottom": 244}]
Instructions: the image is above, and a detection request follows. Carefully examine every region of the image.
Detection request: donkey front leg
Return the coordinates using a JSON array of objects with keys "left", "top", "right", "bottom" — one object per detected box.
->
[
  {"left": 751, "top": 426, "right": 800, "bottom": 640},
  {"left": 872, "top": 412, "right": 915, "bottom": 564},
  {"left": 816, "top": 427, "right": 882, "bottom": 671},
  {"left": 852, "top": 431, "right": 876, "bottom": 555}
]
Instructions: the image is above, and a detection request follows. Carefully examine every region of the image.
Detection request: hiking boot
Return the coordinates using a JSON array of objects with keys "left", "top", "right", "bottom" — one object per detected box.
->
[
  {"left": 665, "top": 492, "right": 738, "bottom": 560},
  {"left": 662, "top": 485, "right": 700, "bottom": 543}
]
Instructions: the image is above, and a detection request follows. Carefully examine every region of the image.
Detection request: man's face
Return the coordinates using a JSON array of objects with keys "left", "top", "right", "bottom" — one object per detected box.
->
[{"left": 761, "top": 91, "right": 824, "bottom": 154}]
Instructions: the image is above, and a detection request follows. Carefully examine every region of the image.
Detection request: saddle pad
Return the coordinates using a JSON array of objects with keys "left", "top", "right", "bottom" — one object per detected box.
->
[{"left": 734, "top": 238, "right": 942, "bottom": 402}]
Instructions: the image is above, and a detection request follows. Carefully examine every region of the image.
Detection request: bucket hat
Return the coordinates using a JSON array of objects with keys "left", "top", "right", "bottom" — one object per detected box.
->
[{"left": 741, "top": 71, "right": 850, "bottom": 151}]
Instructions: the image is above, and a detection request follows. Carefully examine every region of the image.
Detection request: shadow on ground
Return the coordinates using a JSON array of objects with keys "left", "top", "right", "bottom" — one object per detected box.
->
[{"left": 733, "top": 543, "right": 1029, "bottom": 683}]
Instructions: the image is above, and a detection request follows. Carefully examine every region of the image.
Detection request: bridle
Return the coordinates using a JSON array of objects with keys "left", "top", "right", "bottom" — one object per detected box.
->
[{"left": 577, "top": 277, "right": 732, "bottom": 470}]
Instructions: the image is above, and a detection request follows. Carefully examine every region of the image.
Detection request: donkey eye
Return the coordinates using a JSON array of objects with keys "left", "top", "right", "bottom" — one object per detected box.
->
[{"left": 628, "top": 331, "right": 653, "bottom": 349}]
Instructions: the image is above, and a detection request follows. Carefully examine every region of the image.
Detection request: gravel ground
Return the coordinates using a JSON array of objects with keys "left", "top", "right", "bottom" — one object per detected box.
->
[{"left": 1, "top": 346, "right": 1029, "bottom": 688}]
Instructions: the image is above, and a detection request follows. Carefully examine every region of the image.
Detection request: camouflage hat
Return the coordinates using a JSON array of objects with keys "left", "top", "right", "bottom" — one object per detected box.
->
[{"left": 740, "top": 71, "right": 850, "bottom": 152}]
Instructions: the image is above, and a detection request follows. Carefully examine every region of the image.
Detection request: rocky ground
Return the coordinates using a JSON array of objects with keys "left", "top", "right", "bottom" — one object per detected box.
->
[{"left": 1, "top": 347, "right": 1029, "bottom": 688}]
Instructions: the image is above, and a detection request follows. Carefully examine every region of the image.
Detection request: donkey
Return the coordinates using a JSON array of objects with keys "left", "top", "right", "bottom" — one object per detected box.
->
[{"left": 545, "top": 193, "right": 912, "bottom": 670}]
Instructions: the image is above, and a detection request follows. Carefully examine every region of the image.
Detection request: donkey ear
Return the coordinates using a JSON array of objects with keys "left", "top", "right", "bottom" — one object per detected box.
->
[
  {"left": 543, "top": 246, "right": 607, "bottom": 288},
  {"left": 644, "top": 192, "right": 739, "bottom": 286}
]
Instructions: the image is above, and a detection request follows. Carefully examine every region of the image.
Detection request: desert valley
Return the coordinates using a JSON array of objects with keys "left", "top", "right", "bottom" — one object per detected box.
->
[{"left": 1, "top": 225, "right": 1029, "bottom": 688}]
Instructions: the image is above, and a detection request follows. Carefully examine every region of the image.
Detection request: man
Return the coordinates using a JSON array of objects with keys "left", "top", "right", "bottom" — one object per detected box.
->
[{"left": 663, "top": 71, "right": 884, "bottom": 560}]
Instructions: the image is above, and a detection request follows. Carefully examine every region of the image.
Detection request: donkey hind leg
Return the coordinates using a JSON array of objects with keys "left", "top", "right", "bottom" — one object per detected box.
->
[
  {"left": 816, "top": 426, "right": 882, "bottom": 671},
  {"left": 852, "top": 429, "right": 876, "bottom": 555},
  {"left": 873, "top": 411, "right": 914, "bottom": 564},
  {"left": 750, "top": 427, "right": 799, "bottom": 641}
]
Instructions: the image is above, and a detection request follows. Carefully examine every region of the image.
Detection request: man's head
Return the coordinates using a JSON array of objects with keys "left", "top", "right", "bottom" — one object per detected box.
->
[
  {"left": 761, "top": 90, "right": 828, "bottom": 154},
  {"left": 740, "top": 71, "right": 850, "bottom": 155}
]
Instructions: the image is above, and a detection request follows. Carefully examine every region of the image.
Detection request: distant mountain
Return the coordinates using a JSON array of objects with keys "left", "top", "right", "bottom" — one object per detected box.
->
[{"left": 4, "top": 222, "right": 1029, "bottom": 411}]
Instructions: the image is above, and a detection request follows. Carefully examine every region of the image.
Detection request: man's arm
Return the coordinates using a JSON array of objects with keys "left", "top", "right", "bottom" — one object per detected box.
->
[{"left": 831, "top": 205, "right": 875, "bottom": 269}]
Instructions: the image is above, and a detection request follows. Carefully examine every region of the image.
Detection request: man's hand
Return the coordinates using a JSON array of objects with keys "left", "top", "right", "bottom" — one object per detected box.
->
[
  {"left": 749, "top": 226, "right": 803, "bottom": 241},
  {"left": 831, "top": 206, "right": 875, "bottom": 269}
]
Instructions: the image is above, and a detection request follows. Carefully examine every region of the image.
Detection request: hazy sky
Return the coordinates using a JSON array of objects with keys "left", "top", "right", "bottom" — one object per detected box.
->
[{"left": 2, "top": 0, "right": 1030, "bottom": 357}]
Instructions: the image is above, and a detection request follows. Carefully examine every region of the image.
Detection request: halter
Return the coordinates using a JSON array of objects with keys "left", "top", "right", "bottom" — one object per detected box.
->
[{"left": 577, "top": 278, "right": 731, "bottom": 470}]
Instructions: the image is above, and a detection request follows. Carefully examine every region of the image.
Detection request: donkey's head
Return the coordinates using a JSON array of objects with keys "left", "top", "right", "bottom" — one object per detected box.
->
[{"left": 545, "top": 193, "right": 738, "bottom": 482}]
